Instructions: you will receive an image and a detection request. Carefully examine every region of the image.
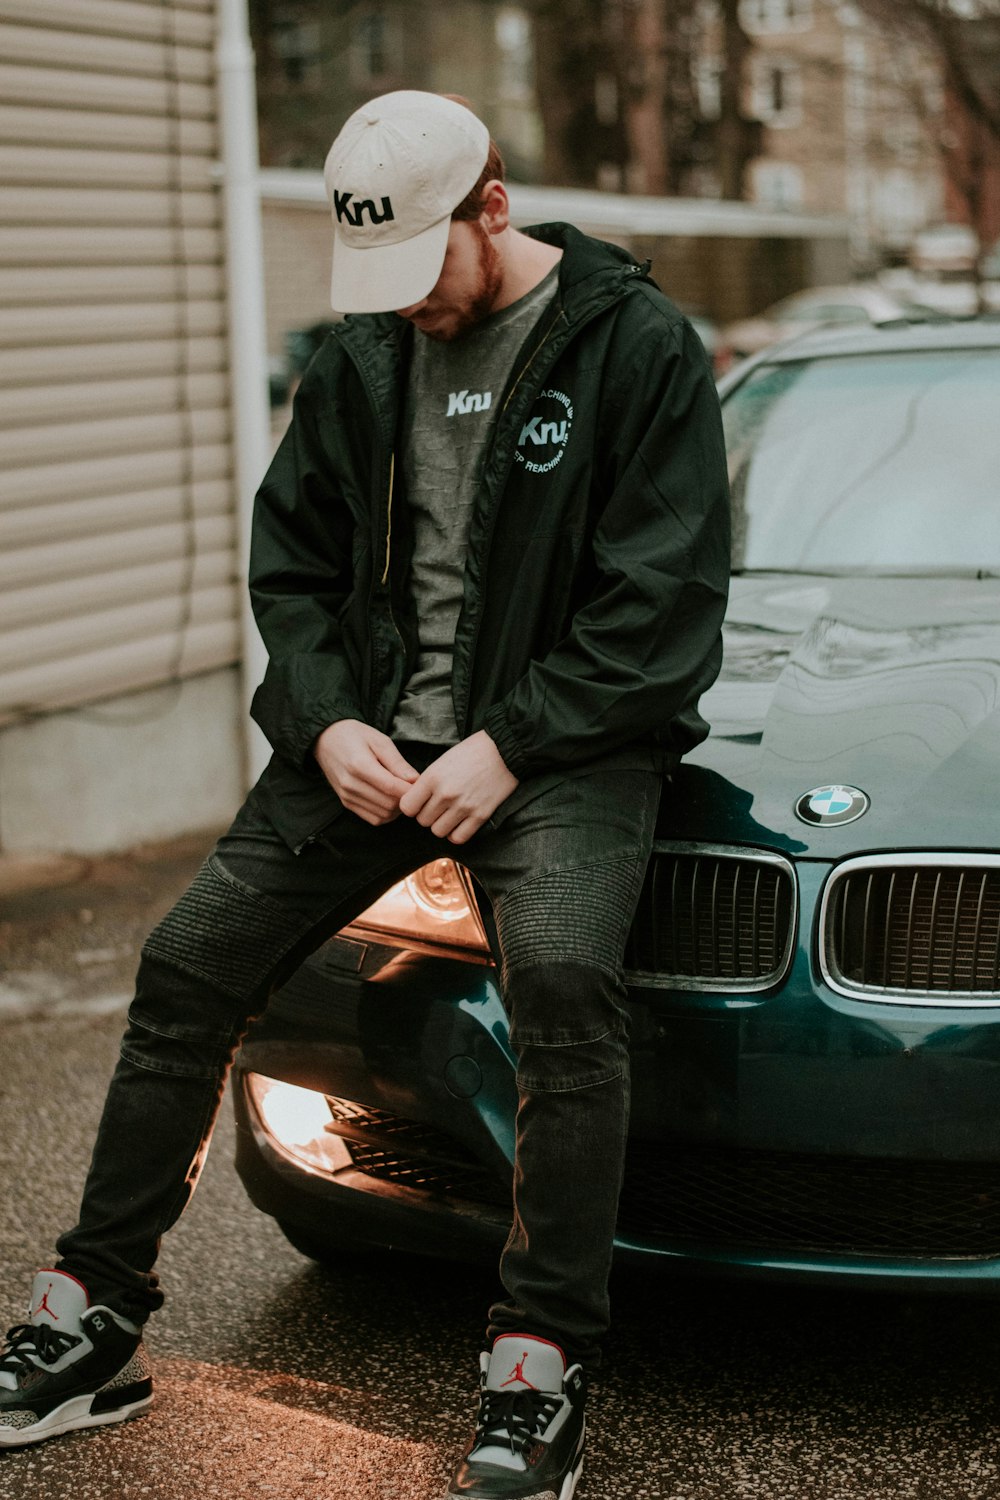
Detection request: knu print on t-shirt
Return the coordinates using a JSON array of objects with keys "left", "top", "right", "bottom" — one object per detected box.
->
[{"left": 447, "top": 389, "right": 493, "bottom": 417}]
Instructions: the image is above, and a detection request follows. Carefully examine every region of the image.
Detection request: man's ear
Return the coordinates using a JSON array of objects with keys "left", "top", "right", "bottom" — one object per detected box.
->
[{"left": 480, "top": 180, "right": 510, "bottom": 237}]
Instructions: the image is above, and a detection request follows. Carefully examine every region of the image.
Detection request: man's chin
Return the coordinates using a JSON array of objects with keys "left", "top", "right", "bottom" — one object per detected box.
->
[
  {"left": 415, "top": 323, "right": 454, "bottom": 343},
  {"left": 409, "top": 304, "right": 491, "bottom": 343},
  {"left": 411, "top": 314, "right": 467, "bottom": 343}
]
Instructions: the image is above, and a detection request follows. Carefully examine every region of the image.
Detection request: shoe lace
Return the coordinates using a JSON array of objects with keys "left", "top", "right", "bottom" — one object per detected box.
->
[
  {"left": 1, "top": 1323, "right": 82, "bottom": 1375},
  {"left": 474, "top": 1387, "right": 562, "bottom": 1458}
]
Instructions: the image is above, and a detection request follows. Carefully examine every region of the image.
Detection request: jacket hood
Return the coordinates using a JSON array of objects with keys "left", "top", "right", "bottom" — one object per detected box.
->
[
  {"left": 669, "top": 575, "right": 1000, "bottom": 858},
  {"left": 525, "top": 220, "right": 650, "bottom": 292}
]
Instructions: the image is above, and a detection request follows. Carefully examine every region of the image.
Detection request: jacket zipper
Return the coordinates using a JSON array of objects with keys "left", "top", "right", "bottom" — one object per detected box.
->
[
  {"left": 381, "top": 450, "right": 396, "bottom": 585},
  {"left": 381, "top": 449, "right": 407, "bottom": 714}
]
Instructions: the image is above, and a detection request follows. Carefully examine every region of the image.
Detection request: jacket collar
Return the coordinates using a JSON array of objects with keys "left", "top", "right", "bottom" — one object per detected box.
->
[
  {"left": 524, "top": 221, "right": 650, "bottom": 317},
  {"left": 334, "top": 221, "right": 647, "bottom": 371}
]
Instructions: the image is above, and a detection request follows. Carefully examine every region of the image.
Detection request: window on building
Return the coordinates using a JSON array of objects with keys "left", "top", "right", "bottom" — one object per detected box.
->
[
  {"left": 351, "top": 8, "right": 397, "bottom": 84},
  {"left": 594, "top": 72, "right": 619, "bottom": 126},
  {"left": 695, "top": 56, "right": 722, "bottom": 120},
  {"left": 739, "top": 0, "right": 812, "bottom": 33},
  {"left": 751, "top": 160, "right": 805, "bottom": 208},
  {"left": 882, "top": 111, "right": 921, "bottom": 160},
  {"left": 752, "top": 57, "right": 803, "bottom": 127},
  {"left": 872, "top": 169, "right": 925, "bottom": 249},
  {"left": 271, "top": 12, "right": 321, "bottom": 91},
  {"left": 496, "top": 8, "right": 533, "bottom": 102}
]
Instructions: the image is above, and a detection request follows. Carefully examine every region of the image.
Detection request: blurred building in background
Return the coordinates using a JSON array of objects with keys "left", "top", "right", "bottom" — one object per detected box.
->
[
  {"left": 251, "top": 0, "right": 541, "bottom": 178},
  {"left": 697, "top": 0, "right": 944, "bottom": 269},
  {"left": 252, "top": 0, "right": 999, "bottom": 278},
  {"left": 939, "top": 8, "right": 1000, "bottom": 257},
  {"left": 0, "top": 0, "right": 251, "bottom": 855}
]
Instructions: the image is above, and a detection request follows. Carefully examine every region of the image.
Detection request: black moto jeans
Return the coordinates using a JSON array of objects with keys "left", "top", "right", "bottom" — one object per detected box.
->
[{"left": 56, "top": 756, "right": 661, "bottom": 1371}]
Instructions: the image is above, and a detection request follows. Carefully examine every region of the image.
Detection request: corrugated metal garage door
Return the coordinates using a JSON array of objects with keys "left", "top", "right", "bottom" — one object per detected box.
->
[{"left": 0, "top": 0, "right": 240, "bottom": 723}]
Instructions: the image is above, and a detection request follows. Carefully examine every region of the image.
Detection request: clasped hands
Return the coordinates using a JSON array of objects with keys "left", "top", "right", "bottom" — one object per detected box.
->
[{"left": 313, "top": 720, "right": 518, "bottom": 845}]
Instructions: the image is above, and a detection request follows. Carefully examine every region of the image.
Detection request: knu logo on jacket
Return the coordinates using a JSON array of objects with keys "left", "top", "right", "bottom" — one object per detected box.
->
[{"left": 515, "top": 389, "right": 574, "bottom": 474}]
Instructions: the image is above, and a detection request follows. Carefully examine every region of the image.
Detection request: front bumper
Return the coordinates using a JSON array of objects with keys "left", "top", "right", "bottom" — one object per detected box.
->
[{"left": 233, "top": 901, "right": 1000, "bottom": 1289}]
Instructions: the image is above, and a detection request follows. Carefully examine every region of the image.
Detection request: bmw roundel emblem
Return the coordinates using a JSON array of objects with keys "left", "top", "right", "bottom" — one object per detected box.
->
[{"left": 795, "top": 785, "right": 870, "bottom": 827}]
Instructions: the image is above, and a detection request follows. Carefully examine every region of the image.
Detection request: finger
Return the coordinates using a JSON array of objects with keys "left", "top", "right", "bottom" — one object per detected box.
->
[
  {"left": 350, "top": 805, "right": 385, "bottom": 827},
  {"left": 430, "top": 806, "right": 465, "bottom": 840},
  {"left": 417, "top": 791, "right": 453, "bottom": 828},
  {"left": 446, "top": 815, "right": 484, "bottom": 845},
  {"left": 398, "top": 777, "right": 433, "bottom": 819},
  {"left": 349, "top": 808, "right": 389, "bottom": 827},
  {"left": 373, "top": 737, "right": 420, "bottom": 783},
  {"left": 358, "top": 809, "right": 402, "bottom": 827},
  {"left": 344, "top": 791, "right": 398, "bottom": 823},
  {"left": 354, "top": 759, "right": 412, "bottom": 799}
]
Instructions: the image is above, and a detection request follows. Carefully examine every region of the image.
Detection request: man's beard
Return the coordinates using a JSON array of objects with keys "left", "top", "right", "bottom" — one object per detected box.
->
[{"left": 417, "top": 223, "right": 503, "bottom": 342}]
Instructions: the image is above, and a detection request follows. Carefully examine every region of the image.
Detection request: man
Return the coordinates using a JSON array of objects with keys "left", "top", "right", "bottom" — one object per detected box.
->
[{"left": 0, "top": 91, "right": 730, "bottom": 1498}]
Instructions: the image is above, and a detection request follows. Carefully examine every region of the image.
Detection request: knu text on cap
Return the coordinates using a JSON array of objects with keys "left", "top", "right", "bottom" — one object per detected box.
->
[{"left": 323, "top": 91, "right": 491, "bottom": 314}]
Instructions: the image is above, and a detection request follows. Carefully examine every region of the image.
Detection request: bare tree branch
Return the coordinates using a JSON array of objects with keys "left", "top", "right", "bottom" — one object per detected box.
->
[{"left": 855, "top": 0, "right": 1000, "bottom": 141}]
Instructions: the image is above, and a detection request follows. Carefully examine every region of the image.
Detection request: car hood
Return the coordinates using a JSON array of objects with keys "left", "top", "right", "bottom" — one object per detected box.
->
[{"left": 668, "top": 574, "right": 1000, "bottom": 858}]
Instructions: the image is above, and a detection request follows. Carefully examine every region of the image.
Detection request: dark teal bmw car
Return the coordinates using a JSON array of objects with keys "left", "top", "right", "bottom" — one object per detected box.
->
[{"left": 233, "top": 318, "right": 1000, "bottom": 1289}]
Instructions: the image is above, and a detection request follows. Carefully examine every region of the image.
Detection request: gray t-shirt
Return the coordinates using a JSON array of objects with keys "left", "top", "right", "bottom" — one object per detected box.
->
[{"left": 390, "top": 265, "right": 559, "bottom": 745}]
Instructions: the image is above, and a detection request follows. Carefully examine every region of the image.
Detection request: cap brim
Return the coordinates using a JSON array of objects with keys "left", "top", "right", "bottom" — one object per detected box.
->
[{"left": 329, "top": 213, "right": 451, "bottom": 314}]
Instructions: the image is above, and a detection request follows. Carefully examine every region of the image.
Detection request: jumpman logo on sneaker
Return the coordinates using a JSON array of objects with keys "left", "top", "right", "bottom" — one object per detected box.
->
[
  {"left": 34, "top": 1283, "right": 59, "bottom": 1322},
  {"left": 501, "top": 1353, "right": 537, "bottom": 1390}
]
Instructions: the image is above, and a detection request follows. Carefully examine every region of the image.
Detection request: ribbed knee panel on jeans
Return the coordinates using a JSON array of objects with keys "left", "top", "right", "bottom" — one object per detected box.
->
[
  {"left": 494, "top": 857, "right": 640, "bottom": 986},
  {"left": 143, "top": 856, "right": 312, "bottom": 999},
  {"left": 493, "top": 860, "right": 638, "bottom": 1093},
  {"left": 121, "top": 856, "right": 313, "bottom": 1080}
]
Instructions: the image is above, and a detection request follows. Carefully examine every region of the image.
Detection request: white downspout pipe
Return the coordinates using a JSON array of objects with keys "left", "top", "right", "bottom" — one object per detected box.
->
[{"left": 216, "top": 0, "right": 271, "bottom": 784}]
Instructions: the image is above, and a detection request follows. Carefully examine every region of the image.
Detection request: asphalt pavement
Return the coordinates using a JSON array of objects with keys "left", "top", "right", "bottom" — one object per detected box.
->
[{"left": 3, "top": 836, "right": 1000, "bottom": 1499}]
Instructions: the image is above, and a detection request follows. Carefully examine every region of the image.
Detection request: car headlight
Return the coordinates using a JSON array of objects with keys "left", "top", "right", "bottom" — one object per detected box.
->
[
  {"left": 348, "top": 859, "right": 490, "bottom": 954},
  {"left": 246, "top": 1074, "right": 348, "bottom": 1173}
]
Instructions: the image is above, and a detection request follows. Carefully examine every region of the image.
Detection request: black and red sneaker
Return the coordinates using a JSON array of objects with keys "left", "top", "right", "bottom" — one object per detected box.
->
[
  {"left": 0, "top": 1270, "right": 153, "bottom": 1447},
  {"left": 447, "top": 1334, "right": 586, "bottom": 1500}
]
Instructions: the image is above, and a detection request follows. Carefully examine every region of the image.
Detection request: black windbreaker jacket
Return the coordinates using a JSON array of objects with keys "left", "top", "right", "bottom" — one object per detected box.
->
[{"left": 249, "top": 223, "right": 731, "bottom": 850}]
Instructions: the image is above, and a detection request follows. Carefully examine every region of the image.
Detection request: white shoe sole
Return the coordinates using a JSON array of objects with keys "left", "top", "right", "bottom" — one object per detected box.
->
[
  {"left": 561, "top": 1451, "right": 584, "bottom": 1499},
  {"left": 0, "top": 1391, "right": 153, "bottom": 1448}
]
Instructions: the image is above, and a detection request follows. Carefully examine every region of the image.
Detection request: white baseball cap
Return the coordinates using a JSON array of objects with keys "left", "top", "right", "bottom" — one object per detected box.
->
[{"left": 323, "top": 91, "right": 491, "bottom": 314}]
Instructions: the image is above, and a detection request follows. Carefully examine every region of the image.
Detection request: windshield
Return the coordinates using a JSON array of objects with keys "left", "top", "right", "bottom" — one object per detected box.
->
[{"left": 723, "top": 350, "right": 1000, "bottom": 572}]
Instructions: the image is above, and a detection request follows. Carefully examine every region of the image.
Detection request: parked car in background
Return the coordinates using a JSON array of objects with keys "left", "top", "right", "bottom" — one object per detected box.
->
[
  {"left": 717, "top": 282, "right": 942, "bottom": 368},
  {"left": 234, "top": 318, "right": 1000, "bottom": 1292},
  {"left": 909, "top": 222, "right": 980, "bottom": 279},
  {"left": 877, "top": 225, "right": 1000, "bottom": 318},
  {"left": 982, "top": 239, "right": 1000, "bottom": 281},
  {"left": 682, "top": 309, "right": 722, "bottom": 372}
]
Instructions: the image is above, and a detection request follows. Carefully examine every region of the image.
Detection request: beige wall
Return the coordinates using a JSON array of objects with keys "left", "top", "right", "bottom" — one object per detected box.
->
[
  {"left": 262, "top": 198, "right": 337, "bottom": 359},
  {"left": 0, "top": 0, "right": 242, "bottom": 726},
  {"left": 0, "top": 0, "right": 246, "bottom": 852}
]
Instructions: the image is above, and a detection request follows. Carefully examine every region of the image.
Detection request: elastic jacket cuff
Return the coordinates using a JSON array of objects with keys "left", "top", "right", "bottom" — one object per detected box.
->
[{"left": 483, "top": 703, "right": 531, "bottom": 778}]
